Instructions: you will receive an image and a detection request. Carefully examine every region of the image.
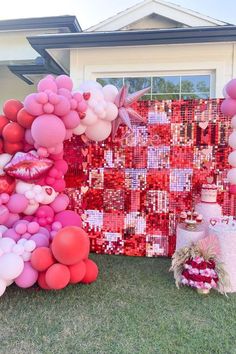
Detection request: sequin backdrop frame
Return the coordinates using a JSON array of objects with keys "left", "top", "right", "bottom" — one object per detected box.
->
[{"left": 64, "top": 99, "right": 233, "bottom": 257}]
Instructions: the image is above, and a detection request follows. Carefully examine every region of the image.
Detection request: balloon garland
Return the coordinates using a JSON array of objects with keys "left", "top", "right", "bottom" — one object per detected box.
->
[
  {"left": 0, "top": 74, "right": 147, "bottom": 297},
  {"left": 221, "top": 79, "right": 236, "bottom": 194}
]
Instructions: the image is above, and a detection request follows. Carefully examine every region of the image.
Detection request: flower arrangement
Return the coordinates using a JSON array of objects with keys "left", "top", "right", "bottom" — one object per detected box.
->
[{"left": 170, "top": 234, "right": 229, "bottom": 294}]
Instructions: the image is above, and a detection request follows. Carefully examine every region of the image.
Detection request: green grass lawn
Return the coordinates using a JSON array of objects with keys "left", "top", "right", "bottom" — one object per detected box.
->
[{"left": 0, "top": 254, "right": 236, "bottom": 354}]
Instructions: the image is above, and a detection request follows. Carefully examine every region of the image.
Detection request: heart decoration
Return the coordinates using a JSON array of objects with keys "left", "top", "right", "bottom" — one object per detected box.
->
[
  {"left": 199, "top": 121, "right": 208, "bottom": 130},
  {"left": 83, "top": 92, "right": 91, "bottom": 101},
  {"left": 81, "top": 186, "right": 89, "bottom": 194},
  {"left": 207, "top": 177, "right": 214, "bottom": 184},
  {"left": 82, "top": 148, "right": 88, "bottom": 157},
  {"left": 210, "top": 219, "right": 217, "bottom": 226},
  {"left": 79, "top": 112, "right": 86, "bottom": 119},
  {"left": 45, "top": 187, "right": 53, "bottom": 195},
  {"left": 81, "top": 214, "right": 87, "bottom": 221},
  {"left": 82, "top": 162, "right": 87, "bottom": 170}
]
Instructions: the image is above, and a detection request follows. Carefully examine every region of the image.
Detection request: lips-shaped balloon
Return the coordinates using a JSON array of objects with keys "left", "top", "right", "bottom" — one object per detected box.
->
[{"left": 4, "top": 152, "right": 53, "bottom": 181}]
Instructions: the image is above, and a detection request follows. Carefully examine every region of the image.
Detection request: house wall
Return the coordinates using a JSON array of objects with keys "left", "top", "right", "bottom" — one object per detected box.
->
[
  {"left": 0, "top": 66, "right": 36, "bottom": 110},
  {"left": 70, "top": 42, "right": 236, "bottom": 97}
]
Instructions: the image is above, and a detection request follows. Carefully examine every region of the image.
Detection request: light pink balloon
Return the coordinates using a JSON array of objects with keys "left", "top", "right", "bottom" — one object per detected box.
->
[
  {"left": 37, "top": 76, "right": 57, "bottom": 93},
  {"left": 7, "top": 194, "right": 29, "bottom": 213},
  {"left": 25, "top": 129, "right": 34, "bottom": 145},
  {"left": 54, "top": 210, "right": 82, "bottom": 228},
  {"left": 77, "top": 101, "right": 88, "bottom": 112},
  {"left": 5, "top": 213, "right": 20, "bottom": 228},
  {"left": 85, "top": 120, "right": 111, "bottom": 142},
  {"left": 227, "top": 168, "right": 236, "bottom": 184},
  {"left": 81, "top": 108, "right": 98, "bottom": 126},
  {"left": 15, "top": 261, "right": 38, "bottom": 288},
  {"left": 73, "top": 124, "right": 87, "bottom": 135},
  {"left": 56, "top": 75, "right": 73, "bottom": 91},
  {"left": 36, "top": 92, "right": 48, "bottom": 104},
  {"left": 231, "top": 115, "right": 236, "bottom": 129},
  {"left": 102, "top": 84, "right": 119, "bottom": 103},
  {"left": 228, "top": 151, "right": 236, "bottom": 167},
  {"left": 65, "top": 129, "right": 73, "bottom": 140},
  {"left": 50, "top": 194, "right": 69, "bottom": 213},
  {"left": 24, "top": 93, "right": 44, "bottom": 116},
  {"left": 43, "top": 103, "right": 54, "bottom": 114},
  {"left": 0, "top": 253, "right": 24, "bottom": 280},
  {"left": 30, "top": 233, "right": 49, "bottom": 248},
  {"left": 62, "top": 111, "right": 80, "bottom": 129},
  {"left": 3, "top": 229, "right": 20, "bottom": 242},
  {"left": 104, "top": 102, "right": 118, "bottom": 121},
  {"left": 31, "top": 114, "right": 66, "bottom": 148},
  {"left": 221, "top": 98, "right": 236, "bottom": 116},
  {"left": 228, "top": 131, "right": 236, "bottom": 149},
  {"left": 53, "top": 95, "right": 71, "bottom": 116},
  {"left": 57, "top": 88, "right": 72, "bottom": 99}
]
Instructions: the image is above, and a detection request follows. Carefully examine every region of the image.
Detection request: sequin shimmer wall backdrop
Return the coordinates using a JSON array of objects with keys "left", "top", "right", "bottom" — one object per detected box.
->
[{"left": 64, "top": 99, "right": 233, "bottom": 257}]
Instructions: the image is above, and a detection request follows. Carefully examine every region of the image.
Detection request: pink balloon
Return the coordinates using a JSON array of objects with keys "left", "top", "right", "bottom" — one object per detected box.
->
[
  {"left": 54, "top": 210, "right": 82, "bottom": 228},
  {"left": 53, "top": 179, "right": 66, "bottom": 192},
  {"left": 102, "top": 85, "right": 119, "bottom": 103},
  {"left": 221, "top": 98, "right": 236, "bottom": 116},
  {"left": 57, "top": 88, "right": 72, "bottom": 99},
  {"left": 73, "top": 92, "right": 83, "bottom": 102},
  {"left": 31, "top": 114, "right": 66, "bottom": 148},
  {"left": 53, "top": 96, "right": 71, "bottom": 116},
  {"left": 7, "top": 194, "right": 29, "bottom": 213},
  {"left": 65, "top": 129, "right": 73, "bottom": 140},
  {"left": 104, "top": 102, "right": 118, "bottom": 121},
  {"left": 27, "top": 222, "right": 40, "bottom": 234},
  {"left": 24, "top": 93, "right": 44, "bottom": 116},
  {"left": 49, "top": 152, "right": 64, "bottom": 161},
  {"left": 25, "top": 129, "right": 34, "bottom": 145},
  {"left": 54, "top": 160, "right": 68, "bottom": 174},
  {"left": 5, "top": 213, "right": 20, "bottom": 227},
  {"left": 226, "top": 79, "right": 236, "bottom": 99},
  {"left": 0, "top": 205, "right": 10, "bottom": 224},
  {"left": 50, "top": 194, "right": 69, "bottom": 213},
  {"left": 15, "top": 262, "right": 38, "bottom": 288},
  {"left": 229, "top": 131, "right": 236, "bottom": 149},
  {"left": 77, "top": 101, "right": 88, "bottom": 112},
  {"left": 37, "top": 76, "right": 57, "bottom": 93},
  {"left": 228, "top": 151, "right": 236, "bottom": 167},
  {"left": 81, "top": 108, "right": 98, "bottom": 126},
  {"left": 36, "top": 92, "right": 48, "bottom": 104},
  {"left": 62, "top": 111, "right": 80, "bottom": 129},
  {"left": 30, "top": 233, "right": 49, "bottom": 248},
  {"left": 3, "top": 228, "right": 20, "bottom": 242},
  {"left": 56, "top": 75, "right": 73, "bottom": 91},
  {"left": 36, "top": 205, "right": 54, "bottom": 219},
  {"left": 43, "top": 103, "right": 54, "bottom": 114}
]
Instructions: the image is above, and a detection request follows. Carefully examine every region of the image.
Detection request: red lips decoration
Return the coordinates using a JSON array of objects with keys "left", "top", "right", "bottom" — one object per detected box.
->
[{"left": 4, "top": 151, "right": 53, "bottom": 181}]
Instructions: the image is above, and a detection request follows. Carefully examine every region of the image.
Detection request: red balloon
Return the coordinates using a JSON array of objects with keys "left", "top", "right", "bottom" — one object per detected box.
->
[
  {"left": 0, "top": 175, "right": 16, "bottom": 194},
  {"left": 17, "top": 108, "right": 35, "bottom": 128},
  {"left": 0, "top": 138, "right": 3, "bottom": 153},
  {"left": 81, "top": 259, "right": 99, "bottom": 284},
  {"left": 69, "top": 260, "right": 86, "bottom": 284},
  {"left": 31, "top": 247, "right": 55, "bottom": 272},
  {"left": 38, "top": 271, "right": 51, "bottom": 290},
  {"left": 4, "top": 141, "right": 24, "bottom": 154},
  {"left": 3, "top": 99, "right": 23, "bottom": 121},
  {"left": 2, "top": 122, "right": 25, "bottom": 143},
  {"left": 45, "top": 263, "right": 70, "bottom": 290},
  {"left": 0, "top": 115, "right": 9, "bottom": 135},
  {"left": 51, "top": 226, "right": 90, "bottom": 265}
]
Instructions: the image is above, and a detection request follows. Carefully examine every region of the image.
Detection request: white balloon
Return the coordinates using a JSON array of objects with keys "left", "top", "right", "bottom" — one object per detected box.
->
[
  {"left": 24, "top": 240, "right": 36, "bottom": 252},
  {"left": 0, "top": 238, "right": 16, "bottom": 253},
  {"left": 40, "top": 186, "right": 58, "bottom": 204},
  {"left": 16, "top": 181, "right": 32, "bottom": 194},
  {"left": 0, "top": 226, "right": 8, "bottom": 235},
  {"left": 23, "top": 203, "right": 39, "bottom": 215},
  {"left": 78, "top": 80, "right": 102, "bottom": 92},
  {"left": 17, "top": 239, "right": 27, "bottom": 246},
  {"left": 228, "top": 150, "right": 236, "bottom": 167},
  {"left": 231, "top": 116, "right": 236, "bottom": 129},
  {"left": 88, "top": 88, "right": 104, "bottom": 102},
  {"left": 0, "top": 253, "right": 24, "bottom": 280},
  {"left": 104, "top": 102, "right": 119, "bottom": 121},
  {"left": 5, "top": 279, "right": 14, "bottom": 287},
  {"left": 227, "top": 168, "right": 236, "bottom": 184},
  {"left": 73, "top": 124, "right": 87, "bottom": 135},
  {"left": 22, "top": 251, "right": 31, "bottom": 262},
  {"left": 12, "top": 244, "right": 25, "bottom": 256},
  {"left": 229, "top": 131, "right": 236, "bottom": 149},
  {"left": 85, "top": 120, "right": 112, "bottom": 142},
  {"left": 0, "top": 153, "right": 12, "bottom": 175},
  {"left": 102, "top": 85, "right": 119, "bottom": 103},
  {"left": 0, "top": 279, "right": 6, "bottom": 297}
]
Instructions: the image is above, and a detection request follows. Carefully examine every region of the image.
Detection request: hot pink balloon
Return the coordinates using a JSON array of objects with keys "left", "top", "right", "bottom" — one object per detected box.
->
[
  {"left": 53, "top": 179, "right": 66, "bottom": 192},
  {"left": 54, "top": 210, "right": 82, "bottom": 228},
  {"left": 31, "top": 114, "right": 66, "bottom": 148},
  {"left": 54, "top": 160, "right": 68, "bottom": 174},
  {"left": 7, "top": 194, "right": 28, "bottom": 214},
  {"left": 36, "top": 205, "right": 54, "bottom": 219},
  {"left": 15, "top": 262, "right": 38, "bottom": 288},
  {"left": 50, "top": 194, "right": 69, "bottom": 213}
]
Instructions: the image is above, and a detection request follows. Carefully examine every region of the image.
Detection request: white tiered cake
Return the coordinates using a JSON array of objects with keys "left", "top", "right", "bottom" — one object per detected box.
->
[{"left": 195, "top": 183, "right": 222, "bottom": 224}]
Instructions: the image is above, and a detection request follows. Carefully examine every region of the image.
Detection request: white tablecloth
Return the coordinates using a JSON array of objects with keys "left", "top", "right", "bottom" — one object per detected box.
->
[{"left": 176, "top": 223, "right": 206, "bottom": 251}]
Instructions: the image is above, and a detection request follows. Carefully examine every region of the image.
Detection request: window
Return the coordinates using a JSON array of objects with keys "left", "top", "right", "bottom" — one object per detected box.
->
[{"left": 97, "top": 74, "right": 211, "bottom": 100}]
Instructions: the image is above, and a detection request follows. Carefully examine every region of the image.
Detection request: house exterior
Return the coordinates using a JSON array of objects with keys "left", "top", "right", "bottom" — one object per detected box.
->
[{"left": 0, "top": 0, "right": 236, "bottom": 108}]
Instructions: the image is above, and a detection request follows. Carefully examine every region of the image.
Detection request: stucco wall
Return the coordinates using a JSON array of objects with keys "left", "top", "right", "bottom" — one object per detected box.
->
[{"left": 70, "top": 42, "right": 236, "bottom": 98}]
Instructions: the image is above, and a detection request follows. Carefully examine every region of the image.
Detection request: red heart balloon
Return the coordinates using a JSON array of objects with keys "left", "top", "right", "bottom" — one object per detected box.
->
[{"left": 0, "top": 175, "right": 16, "bottom": 194}]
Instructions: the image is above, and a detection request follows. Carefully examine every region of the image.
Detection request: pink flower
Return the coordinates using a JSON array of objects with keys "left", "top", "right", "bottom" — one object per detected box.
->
[
  {"left": 189, "top": 267, "right": 199, "bottom": 275},
  {"left": 193, "top": 256, "right": 204, "bottom": 264},
  {"left": 200, "top": 268, "right": 212, "bottom": 277}
]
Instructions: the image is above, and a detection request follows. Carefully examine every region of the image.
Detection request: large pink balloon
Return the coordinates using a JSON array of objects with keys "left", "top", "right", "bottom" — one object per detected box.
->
[
  {"left": 7, "top": 194, "right": 29, "bottom": 213},
  {"left": 54, "top": 210, "right": 82, "bottom": 228},
  {"left": 85, "top": 120, "right": 111, "bottom": 141},
  {"left": 221, "top": 98, "right": 236, "bottom": 116},
  {"left": 31, "top": 114, "right": 66, "bottom": 148},
  {"left": 50, "top": 194, "right": 69, "bottom": 213},
  {"left": 62, "top": 111, "right": 80, "bottom": 129},
  {"left": 53, "top": 96, "right": 71, "bottom": 117},
  {"left": 15, "top": 261, "right": 38, "bottom": 288}
]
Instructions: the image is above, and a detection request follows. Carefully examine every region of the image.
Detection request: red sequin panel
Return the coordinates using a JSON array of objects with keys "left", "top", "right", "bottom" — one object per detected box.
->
[{"left": 64, "top": 99, "right": 233, "bottom": 257}]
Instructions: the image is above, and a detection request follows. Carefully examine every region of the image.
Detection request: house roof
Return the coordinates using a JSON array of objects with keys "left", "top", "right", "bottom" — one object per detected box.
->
[
  {"left": 0, "top": 15, "right": 82, "bottom": 33},
  {"left": 87, "top": 0, "right": 229, "bottom": 31}
]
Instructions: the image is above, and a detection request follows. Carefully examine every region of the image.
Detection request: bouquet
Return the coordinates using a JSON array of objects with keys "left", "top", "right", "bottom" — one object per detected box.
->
[{"left": 170, "top": 234, "right": 229, "bottom": 294}]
